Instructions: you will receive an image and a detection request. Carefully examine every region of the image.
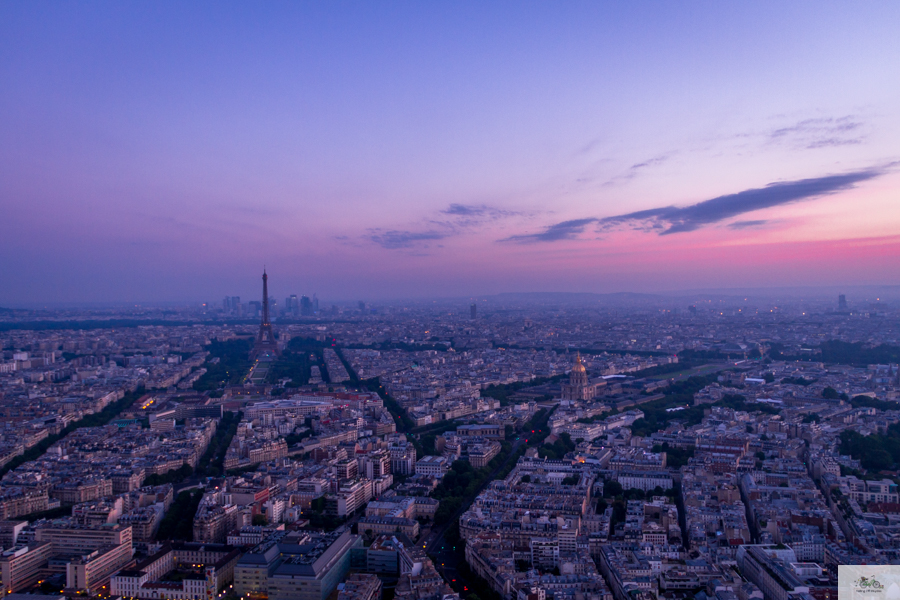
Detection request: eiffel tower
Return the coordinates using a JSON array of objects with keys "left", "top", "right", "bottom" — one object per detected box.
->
[{"left": 251, "top": 269, "right": 280, "bottom": 359}]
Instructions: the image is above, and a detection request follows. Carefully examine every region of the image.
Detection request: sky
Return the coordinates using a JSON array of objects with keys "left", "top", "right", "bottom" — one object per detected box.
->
[{"left": 2, "top": 1, "right": 900, "bottom": 305}]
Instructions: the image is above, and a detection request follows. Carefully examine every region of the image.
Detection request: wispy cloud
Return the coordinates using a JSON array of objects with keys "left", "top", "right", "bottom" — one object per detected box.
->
[
  {"left": 769, "top": 116, "right": 865, "bottom": 150},
  {"left": 576, "top": 137, "right": 603, "bottom": 156},
  {"left": 442, "top": 204, "right": 488, "bottom": 216},
  {"left": 806, "top": 137, "right": 863, "bottom": 149},
  {"left": 367, "top": 203, "right": 525, "bottom": 250},
  {"left": 579, "top": 113, "right": 869, "bottom": 194},
  {"left": 501, "top": 218, "right": 598, "bottom": 244},
  {"left": 501, "top": 166, "right": 887, "bottom": 243},
  {"left": 728, "top": 220, "right": 769, "bottom": 230},
  {"left": 439, "top": 204, "right": 522, "bottom": 221},
  {"left": 629, "top": 154, "right": 671, "bottom": 170},
  {"left": 604, "top": 152, "right": 674, "bottom": 186},
  {"left": 367, "top": 230, "right": 450, "bottom": 250}
]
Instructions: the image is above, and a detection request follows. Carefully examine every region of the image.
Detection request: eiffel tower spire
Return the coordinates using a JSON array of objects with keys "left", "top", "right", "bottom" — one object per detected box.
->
[
  {"left": 252, "top": 269, "right": 280, "bottom": 359},
  {"left": 261, "top": 268, "right": 270, "bottom": 327}
]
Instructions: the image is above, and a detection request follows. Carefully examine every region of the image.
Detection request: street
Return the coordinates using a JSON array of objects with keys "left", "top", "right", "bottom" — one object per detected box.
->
[{"left": 424, "top": 437, "right": 526, "bottom": 586}]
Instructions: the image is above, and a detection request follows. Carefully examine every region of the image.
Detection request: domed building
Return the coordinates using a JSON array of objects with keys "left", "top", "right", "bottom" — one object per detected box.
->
[{"left": 561, "top": 353, "right": 597, "bottom": 401}]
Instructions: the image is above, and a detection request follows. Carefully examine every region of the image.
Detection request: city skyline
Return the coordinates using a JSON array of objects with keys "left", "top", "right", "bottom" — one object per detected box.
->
[{"left": 3, "top": 2, "right": 900, "bottom": 304}]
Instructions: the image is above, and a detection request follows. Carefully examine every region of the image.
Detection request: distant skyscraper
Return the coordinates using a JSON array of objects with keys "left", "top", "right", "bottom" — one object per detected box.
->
[
  {"left": 286, "top": 294, "right": 299, "bottom": 316},
  {"left": 358, "top": 301, "right": 366, "bottom": 311},
  {"left": 470, "top": 303, "right": 477, "bottom": 319},
  {"left": 838, "top": 294, "right": 848, "bottom": 311},
  {"left": 252, "top": 270, "right": 280, "bottom": 359},
  {"left": 313, "top": 294, "right": 319, "bottom": 313},
  {"left": 223, "top": 296, "right": 241, "bottom": 315},
  {"left": 300, "top": 295, "right": 313, "bottom": 316}
]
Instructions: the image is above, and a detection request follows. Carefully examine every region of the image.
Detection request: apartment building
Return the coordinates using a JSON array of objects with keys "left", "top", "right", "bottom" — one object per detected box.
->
[{"left": 0, "top": 542, "right": 54, "bottom": 592}]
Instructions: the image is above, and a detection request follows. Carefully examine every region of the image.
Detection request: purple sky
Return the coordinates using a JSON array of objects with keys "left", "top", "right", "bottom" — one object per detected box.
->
[{"left": 2, "top": 2, "right": 900, "bottom": 304}]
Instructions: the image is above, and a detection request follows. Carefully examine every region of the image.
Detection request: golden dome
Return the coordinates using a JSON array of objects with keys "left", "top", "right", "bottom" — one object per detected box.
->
[{"left": 572, "top": 352, "right": 586, "bottom": 373}]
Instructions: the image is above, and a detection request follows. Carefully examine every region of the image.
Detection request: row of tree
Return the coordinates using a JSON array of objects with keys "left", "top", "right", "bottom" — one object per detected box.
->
[
  {"left": 156, "top": 490, "right": 204, "bottom": 541},
  {"left": 192, "top": 339, "right": 253, "bottom": 392},
  {"left": 0, "top": 386, "right": 147, "bottom": 479},
  {"left": 266, "top": 337, "right": 330, "bottom": 387},
  {"left": 840, "top": 422, "right": 900, "bottom": 471},
  {"left": 480, "top": 376, "right": 562, "bottom": 406},
  {"left": 195, "top": 411, "right": 242, "bottom": 478},
  {"left": 431, "top": 445, "right": 511, "bottom": 523},
  {"left": 770, "top": 340, "right": 900, "bottom": 366}
]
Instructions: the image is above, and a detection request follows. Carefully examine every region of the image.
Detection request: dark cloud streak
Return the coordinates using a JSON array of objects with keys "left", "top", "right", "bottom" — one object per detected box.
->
[
  {"left": 502, "top": 167, "right": 886, "bottom": 243},
  {"left": 599, "top": 168, "right": 883, "bottom": 235},
  {"left": 501, "top": 218, "right": 598, "bottom": 243}
]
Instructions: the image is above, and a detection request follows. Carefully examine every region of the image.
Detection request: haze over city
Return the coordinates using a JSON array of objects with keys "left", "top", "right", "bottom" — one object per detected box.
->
[{"left": 2, "top": 2, "right": 900, "bottom": 305}]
